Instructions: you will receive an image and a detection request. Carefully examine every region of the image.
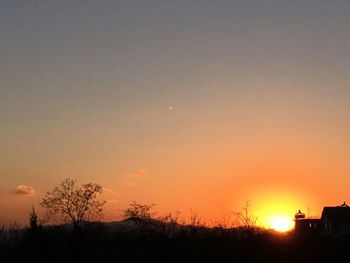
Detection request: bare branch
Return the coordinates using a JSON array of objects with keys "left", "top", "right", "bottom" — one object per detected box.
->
[{"left": 40, "top": 178, "right": 105, "bottom": 227}]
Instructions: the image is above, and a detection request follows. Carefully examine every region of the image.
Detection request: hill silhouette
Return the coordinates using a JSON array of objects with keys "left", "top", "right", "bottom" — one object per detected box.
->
[
  {"left": 2, "top": 181, "right": 350, "bottom": 262},
  {"left": 2, "top": 218, "right": 350, "bottom": 263}
]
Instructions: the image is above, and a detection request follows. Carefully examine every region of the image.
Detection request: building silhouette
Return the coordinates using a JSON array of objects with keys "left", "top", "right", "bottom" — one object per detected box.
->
[
  {"left": 321, "top": 202, "right": 350, "bottom": 238},
  {"left": 295, "top": 202, "right": 350, "bottom": 238},
  {"left": 294, "top": 210, "right": 321, "bottom": 236}
]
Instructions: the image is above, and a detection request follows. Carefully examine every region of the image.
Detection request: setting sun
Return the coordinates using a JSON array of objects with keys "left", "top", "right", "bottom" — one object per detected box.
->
[
  {"left": 269, "top": 215, "right": 294, "bottom": 232},
  {"left": 1, "top": 1, "right": 350, "bottom": 261}
]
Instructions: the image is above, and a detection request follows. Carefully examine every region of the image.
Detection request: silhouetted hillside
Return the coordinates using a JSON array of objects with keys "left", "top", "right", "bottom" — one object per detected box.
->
[{"left": 1, "top": 219, "right": 350, "bottom": 263}]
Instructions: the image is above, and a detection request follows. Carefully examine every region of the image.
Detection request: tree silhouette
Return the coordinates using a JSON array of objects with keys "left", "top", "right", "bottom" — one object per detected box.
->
[
  {"left": 24, "top": 206, "right": 45, "bottom": 259},
  {"left": 27, "top": 206, "right": 39, "bottom": 232},
  {"left": 122, "top": 201, "right": 155, "bottom": 221},
  {"left": 233, "top": 201, "right": 258, "bottom": 232},
  {"left": 122, "top": 201, "right": 156, "bottom": 239},
  {"left": 40, "top": 178, "right": 105, "bottom": 228},
  {"left": 159, "top": 211, "right": 181, "bottom": 238}
]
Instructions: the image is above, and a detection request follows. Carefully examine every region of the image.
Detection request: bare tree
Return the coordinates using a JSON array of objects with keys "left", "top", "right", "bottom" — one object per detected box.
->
[
  {"left": 210, "top": 211, "right": 234, "bottom": 229},
  {"left": 122, "top": 201, "right": 156, "bottom": 221},
  {"left": 122, "top": 201, "right": 156, "bottom": 239},
  {"left": 233, "top": 201, "right": 258, "bottom": 232},
  {"left": 159, "top": 211, "right": 181, "bottom": 238},
  {"left": 40, "top": 178, "right": 105, "bottom": 228},
  {"left": 188, "top": 207, "right": 203, "bottom": 227},
  {"left": 187, "top": 207, "right": 206, "bottom": 234}
]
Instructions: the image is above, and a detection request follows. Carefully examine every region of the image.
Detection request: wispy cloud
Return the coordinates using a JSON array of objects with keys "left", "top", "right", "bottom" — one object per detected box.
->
[
  {"left": 12, "top": 185, "right": 35, "bottom": 196},
  {"left": 126, "top": 181, "right": 137, "bottom": 187},
  {"left": 122, "top": 169, "right": 146, "bottom": 187},
  {"left": 102, "top": 188, "right": 120, "bottom": 204},
  {"left": 103, "top": 187, "right": 119, "bottom": 196},
  {"left": 123, "top": 170, "right": 146, "bottom": 178}
]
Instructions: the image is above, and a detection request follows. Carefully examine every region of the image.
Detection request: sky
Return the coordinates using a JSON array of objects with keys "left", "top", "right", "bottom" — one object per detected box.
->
[{"left": 1, "top": 0, "right": 350, "bottom": 227}]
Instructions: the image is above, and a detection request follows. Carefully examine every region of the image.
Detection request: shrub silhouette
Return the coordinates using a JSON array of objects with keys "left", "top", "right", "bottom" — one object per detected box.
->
[{"left": 122, "top": 201, "right": 157, "bottom": 240}]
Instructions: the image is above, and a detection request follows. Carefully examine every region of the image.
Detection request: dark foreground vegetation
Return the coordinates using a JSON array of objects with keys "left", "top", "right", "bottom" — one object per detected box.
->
[
  {"left": 2, "top": 179, "right": 349, "bottom": 262},
  {"left": 1, "top": 219, "right": 350, "bottom": 263}
]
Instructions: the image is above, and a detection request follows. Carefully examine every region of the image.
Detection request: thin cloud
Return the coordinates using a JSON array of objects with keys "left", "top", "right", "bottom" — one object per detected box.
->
[
  {"left": 103, "top": 187, "right": 119, "bottom": 196},
  {"left": 123, "top": 170, "right": 146, "bottom": 178},
  {"left": 126, "top": 181, "right": 137, "bottom": 187},
  {"left": 12, "top": 185, "right": 35, "bottom": 196}
]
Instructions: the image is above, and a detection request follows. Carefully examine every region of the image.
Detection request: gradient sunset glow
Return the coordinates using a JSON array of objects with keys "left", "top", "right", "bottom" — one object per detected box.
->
[{"left": 1, "top": 1, "right": 350, "bottom": 227}]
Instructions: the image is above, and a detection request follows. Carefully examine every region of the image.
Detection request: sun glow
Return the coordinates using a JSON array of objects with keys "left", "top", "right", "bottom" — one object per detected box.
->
[
  {"left": 268, "top": 215, "right": 294, "bottom": 232},
  {"left": 243, "top": 186, "right": 310, "bottom": 233}
]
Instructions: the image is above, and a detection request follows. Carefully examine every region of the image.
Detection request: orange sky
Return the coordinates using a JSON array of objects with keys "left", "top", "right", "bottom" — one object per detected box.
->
[{"left": 1, "top": 1, "right": 350, "bottom": 226}]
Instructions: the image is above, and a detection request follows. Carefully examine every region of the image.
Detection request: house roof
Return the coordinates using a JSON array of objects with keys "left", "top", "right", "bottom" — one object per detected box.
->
[{"left": 321, "top": 205, "right": 350, "bottom": 225}]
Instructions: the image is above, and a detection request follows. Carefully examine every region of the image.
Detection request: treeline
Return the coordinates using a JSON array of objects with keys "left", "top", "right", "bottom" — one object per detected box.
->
[
  {"left": 33, "top": 178, "right": 260, "bottom": 230},
  {"left": 0, "top": 212, "right": 292, "bottom": 263},
  {"left": 1, "top": 178, "right": 350, "bottom": 262},
  {"left": 1, "top": 210, "right": 348, "bottom": 263}
]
